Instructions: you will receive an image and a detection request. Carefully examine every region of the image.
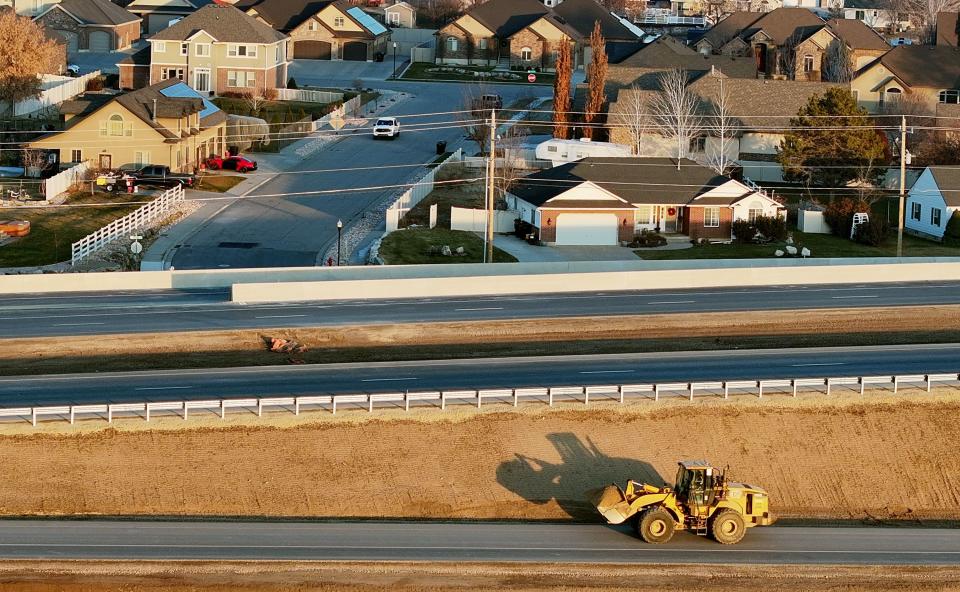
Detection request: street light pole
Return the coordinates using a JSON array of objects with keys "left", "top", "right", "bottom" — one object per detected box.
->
[
  {"left": 337, "top": 219, "right": 343, "bottom": 266},
  {"left": 485, "top": 108, "right": 496, "bottom": 264},
  {"left": 392, "top": 42, "right": 398, "bottom": 79},
  {"left": 897, "top": 115, "right": 907, "bottom": 258}
]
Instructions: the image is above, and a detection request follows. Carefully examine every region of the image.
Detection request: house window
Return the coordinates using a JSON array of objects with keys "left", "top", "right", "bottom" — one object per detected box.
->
[
  {"left": 334, "top": 16, "right": 344, "bottom": 27},
  {"left": 855, "top": 9, "right": 865, "bottom": 19},
  {"left": 911, "top": 202, "right": 921, "bottom": 221},
  {"left": 70, "top": 149, "right": 82, "bottom": 163},
  {"left": 636, "top": 205, "right": 653, "bottom": 225},
  {"left": 881, "top": 87, "right": 901, "bottom": 104},
  {"left": 939, "top": 90, "right": 960, "bottom": 104},
  {"left": 704, "top": 207, "right": 720, "bottom": 228},
  {"left": 803, "top": 54, "right": 814, "bottom": 72},
  {"left": 447, "top": 37, "right": 458, "bottom": 52},
  {"left": 479, "top": 38, "right": 487, "bottom": 50},
  {"left": 276, "top": 44, "right": 282, "bottom": 63},
  {"left": 228, "top": 44, "right": 257, "bottom": 57},
  {"left": 134, "top": 151, "right": 150, "bottom": 166},
  {"left": 161, "top": 68, "right": 184, "bottom": 81},
  {"left": 388, "top": 12, "right": 400, "bottom": 25},
  {"left": 520, "top": 46, "right": 532, "bottom": 61},
  {"left": 748, "top": 201, "right": 764, "bottom": 222},
  {"left": 195, "top": 43, "right": 210, "bottom": 57},
  {"left": 108, "top": 114, "right": 124, "bottom": 137},
  {"left": 308, "top": 20, "right": 318, "bottom": 31},
  {"left": 180, "top": 42, "right": 189, "bottom": 56},
  {"left": 932, "top": 207, "right": 942, "bottom": 226},
  {"left": 227, "top": 70, "right": 255, "bottom": 87},
  {"left": 154, "top": 41, "right": 166, "bottom": 53},
  {"left": 689, "top": 136, "right": 706, "bottom": 153}
]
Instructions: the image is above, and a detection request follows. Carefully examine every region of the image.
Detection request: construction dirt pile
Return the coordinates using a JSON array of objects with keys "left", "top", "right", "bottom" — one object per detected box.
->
[{"left": 1, "top": 395, "right": 959, "bottom": 522}]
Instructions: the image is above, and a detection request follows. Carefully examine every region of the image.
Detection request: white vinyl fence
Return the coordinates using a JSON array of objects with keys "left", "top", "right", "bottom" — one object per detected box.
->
[
  {"left": 3, "top": 371, "right": 957, "bottom": 427},
  {"left": 385, "top": 148, "right": 463, "bottom": 232},
  {"left": 43, "top": 160, "right": 90, "bottom": 201},
  {"left": 70, "top": 184, "right": 184, "bottom": 265},
  {"left": 275, "top": 88, "right": 344, "bottom": 104},
  {"left": 13, "top": 71, "right": 101, "bottom": 117},
  {"left": 450, "top": 206, "right": 516, "bottom": 233}
]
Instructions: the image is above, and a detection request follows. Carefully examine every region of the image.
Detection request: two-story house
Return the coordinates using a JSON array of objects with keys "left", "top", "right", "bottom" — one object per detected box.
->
[
  {"left": 843, "top": 0, "right": 910, "bottom": 33},
  {"left": 120, "top": 3, "right": 288, "bottom": 96},
  {"left": 123, "top": 0, "right": 214, "bottom": 36},
  {"left": 235, "top": 0, "right": 391, "bottom": 61},
  {"left": 850, "top": 44, "right": 960, "bottom": 112},
  {"left": 29, "top": 79, "right": 228, "bottom": 172}
]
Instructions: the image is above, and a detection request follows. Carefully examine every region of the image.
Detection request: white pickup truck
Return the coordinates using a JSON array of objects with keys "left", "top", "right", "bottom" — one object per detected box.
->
[{"left": 372, "top": 117, "right": 400, "bottom": 140}]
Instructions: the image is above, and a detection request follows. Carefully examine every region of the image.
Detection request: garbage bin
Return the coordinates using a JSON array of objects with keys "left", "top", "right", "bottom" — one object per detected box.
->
[{"left": 436, "top": 140, "right": 447, "bottom": 155}]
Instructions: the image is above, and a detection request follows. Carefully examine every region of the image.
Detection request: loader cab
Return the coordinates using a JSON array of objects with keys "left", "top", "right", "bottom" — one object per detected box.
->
[{"left": 674, "top": 460, "right": 721, "bottom": 514}]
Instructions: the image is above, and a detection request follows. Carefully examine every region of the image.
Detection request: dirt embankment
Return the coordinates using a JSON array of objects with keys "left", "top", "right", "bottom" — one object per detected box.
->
[
  {"left": 4, "top": 305, "right": 960, "bottom": 375},
  {"left": 2, "top": 397, "right": 959, "bottom": 522}
]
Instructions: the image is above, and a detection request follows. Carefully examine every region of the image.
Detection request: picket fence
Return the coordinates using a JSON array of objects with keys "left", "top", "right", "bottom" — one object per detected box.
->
[
  {"left": 275, "top": 88, "right": 344, "bottom": 104},
  {"left": 43, "top": 160, "right": 90, "bottom": 201},
  {"left": 4, "top": 372, "right": 958, "bottom": 427},
  {"left": 13, "top": 71, "right": 101, "bottom": 117},
  {"left": 70, "top": 184, "right": 184, "bottom": 265},
  {"left": 385, "top": 148, "right": 463, "bottom": 232}
]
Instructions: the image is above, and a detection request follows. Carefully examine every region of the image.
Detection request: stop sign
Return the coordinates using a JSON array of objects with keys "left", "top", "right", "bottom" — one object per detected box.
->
[{"left": 527, "top": 73, "right": 536, "bottom": 83}]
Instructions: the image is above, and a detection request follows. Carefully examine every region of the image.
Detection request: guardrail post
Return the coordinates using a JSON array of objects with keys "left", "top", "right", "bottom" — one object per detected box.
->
[
  {"left": 477, "top": 391, "right": 482, "bottom": 409},
  {"left": 220, "top": 400, "right": 225, "bottom": 419},
  {"left": 584, "top": 388, "right": 590, "bottom": 405},
  {"left": 332, "top": 397, "right": 338, "bottom": 415},
  {"left": 654, "top": 384, "right": 659, "bottom": 402},
  {"left": 618, "top": 385, "right": 625, "bottom": 404},
  {"left": 893, "top": 376, "right": 899, "bottom": 394},
  {"left": 146, "top": 403, "right": 151, "bottom": 422},
  {"left": 688, "top": 383, "right": 694, "bottom": 402},
  {"left": 368, "top": 395, "right": 374, "bottom": 413},
  {"left": 548, "top": 388, "right": 554, "bottom": 406},
  {"left": 107, "top": 404, "right": 113, "bottom": 423},
  {"left": 294, "top": 398, "right": 300, "bottom": 415},
  {"left": 859, "top": 378, "right": 865, "bottom": 396},
  {"left": 404, "top": 390, "right": 410, "bottom": 412},
  {"left": 927, "top": 374, "right": 932, "bottom": 392},
  {"left": 826, "top": 378, "right": 832, "bottom": 396},
  {"left": 792, "top": 380, "right": 798, "bottom": 397},
  {"left": 441, "top": 391, "right": 447, "bottom": 411},
  {"left": 30, "top": 408, "right": 36, "bottom": 427},
  {"left": 723, "top": 382, "right": 729, "bottom": 400},
  {"left": 513, "top": 389, "right": 518, "bottom": 407},
  {"left": 257, "top": 399, "right": 263, "bottom": 417},
  {"left": 183, "top": 402, "right": 189, "bottom": 420},
  {"left": 758, "top": 381, "right": 763, "bottom": 399},
  {"left": 69, "top": 406, "right": 75, "bottom": 425}
]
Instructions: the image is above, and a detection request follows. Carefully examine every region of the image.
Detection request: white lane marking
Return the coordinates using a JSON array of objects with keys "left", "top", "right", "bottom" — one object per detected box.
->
[
  {"left": 360, "top": 377, "right": 419, "bottom": 382},
  {"left": 791, "top": 362, "right": 846, "bottom": 367},
  {"left": 254, "top": 314, "right": 308, "bottom": 319},
  {"left": 52, "top": 322, "right": 105, "bottom": 327},
  {"left": 579, "top": 370, "right": 635, "bottom": 374},
  {"left": 647, "top": 300, "right": 696, "bottom": 305},
  {"left": 831, "top": 295, "right": 880, "bottom": 299},
  {"left": 454, "top": 307, "right": 505, "bottom": 312},
  {"left": 134, "top": 386, "right": 193, "bottom": 391}
]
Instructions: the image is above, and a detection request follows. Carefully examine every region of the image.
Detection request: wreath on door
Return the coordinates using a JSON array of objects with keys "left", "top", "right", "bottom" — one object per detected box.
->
[{"left": 667, "top": 207, "right": 677, "bottom": 216}]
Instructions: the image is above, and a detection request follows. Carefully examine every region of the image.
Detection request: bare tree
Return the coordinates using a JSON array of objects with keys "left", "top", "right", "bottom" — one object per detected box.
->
[
  {"left": 583, "top": 22, "right": 608, "bottom": 140},
  {"left": 460, "top": 83, "right": 493, "bottom": 154},
  {"left": 650, "top": 69, "right": 703, "bottom": 162},
  {"left": 777, "top": 30, "right": 804, "bottom": 80},
  {"left": 614, "top": 85, "right": 650, "bottom": 155},
  {"left": 892, "top": 0, "right": 960, "bottom": 43},
  {"left": 822, "top": 39, "right": 853, "bottom": 83},
  {"left": 243, "top": 87, "right": 269, "bottom": 116},
  {"left": 416, "top": 0, "right": 462, "bottom": 27},
  {"left": 552, "top": 40, "right": 573, "bottom": 140},
  {"left": 494, "top": 125, "right": 529, "bottom": 208},
  {"left": 705, "top": 77, "right": 735, "bottom": 175}
]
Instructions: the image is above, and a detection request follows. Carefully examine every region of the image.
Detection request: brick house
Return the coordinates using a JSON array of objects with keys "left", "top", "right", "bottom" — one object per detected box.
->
[
  {"left": 434, "top": 0, "right": 641, "bottom": 71},
  {"left": 236, "top": 0, "right": 390, "bottom": 61},
  {"left": 33, "top": 0, "right": 141, "bottom": 53},
  {"left": 124, "top": 3, "right": 288, "bottom": 95},
  {"left": 506, "top": 157, "right": 785, "bottom": 245}
]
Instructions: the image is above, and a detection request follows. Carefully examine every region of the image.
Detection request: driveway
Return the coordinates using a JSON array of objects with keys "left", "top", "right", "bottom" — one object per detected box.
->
[
  {"left": 69, "top": 47, "right": 142, "bottom": 75},
  {"left": 493, "top": 235, "right": 642, "bottom": 262},
  {"left": 288, "top": 60, "right": 397, "bottom": 86}
]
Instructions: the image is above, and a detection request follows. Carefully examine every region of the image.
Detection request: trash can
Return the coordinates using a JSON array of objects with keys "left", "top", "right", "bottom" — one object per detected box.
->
[{"left": 436, "top": 140, "right": 447, "bottom": 155}]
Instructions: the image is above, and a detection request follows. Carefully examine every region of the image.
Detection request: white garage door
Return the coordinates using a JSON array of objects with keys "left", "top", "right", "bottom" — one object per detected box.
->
[
  {"left": 555, "top": 213, "right": 619, "bottom": 246},
  {"left": 89, "top": 31, "right": 112, "bottom": 52}
]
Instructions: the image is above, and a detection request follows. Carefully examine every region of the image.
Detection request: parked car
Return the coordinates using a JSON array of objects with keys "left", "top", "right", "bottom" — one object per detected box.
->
[
  {"left": 206, "top": 155, "right": 258, "bottom": 173},
  {"left": 471, "top": 93, "right": 503, "bottom": 114},
  {"left": 65, "top": 64, "right": 80, "bottom": 77},
  {"left": 128, "top": 165, "right": 196, "bottom": 188},
  {"left": 373, "top": 117, "right": 400, "bottom": 140}
]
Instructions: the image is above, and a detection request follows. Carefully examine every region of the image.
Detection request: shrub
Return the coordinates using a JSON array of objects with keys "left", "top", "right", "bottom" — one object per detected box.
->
[
  {"left": 85, "top": 76, "right": 104, "bottom": 92},
  {"left": 943, "top": 211, "right": 960, "bottom": 246},
  {"left": 287, "top": 77, "right": 298, "bottom": 90},
  {"left": 731, "top": 219, "right": 755, "bottom": 243},
  {"left": 631, "top": 229, "right": 667, "bottom": 248},
  {"left": 263, "top": 87, "right": 278, "bottom": 101},
  {"left": 753, "top": 215, "right": 788, "bottom": 241},
  {"left": 854, "top": 219, "right": 889, "bottom": 247},
  {"left": 219, "top": 91, "right": 246, "bottom": 99},
  {"left": 823, "top": 197, "right": 870, "bottom": 238}
]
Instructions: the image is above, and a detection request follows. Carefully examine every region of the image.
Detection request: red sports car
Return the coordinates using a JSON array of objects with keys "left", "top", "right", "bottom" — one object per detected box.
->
[{"left": 206, "top": 155, "right": 258, "bottom": 173}]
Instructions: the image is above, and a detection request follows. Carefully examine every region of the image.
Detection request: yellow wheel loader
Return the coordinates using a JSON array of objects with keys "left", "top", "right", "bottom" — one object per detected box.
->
[{"left": 590, "top": 460, "right": 774, "bottom": 545}]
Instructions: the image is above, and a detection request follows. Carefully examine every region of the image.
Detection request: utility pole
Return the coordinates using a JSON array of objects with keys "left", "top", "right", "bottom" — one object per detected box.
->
[
  {"left": 484, "top": 108, "right": 496, "bottom": 264},
  {"left": 897, "top": 115, "right": 906, "bottom": 258}
]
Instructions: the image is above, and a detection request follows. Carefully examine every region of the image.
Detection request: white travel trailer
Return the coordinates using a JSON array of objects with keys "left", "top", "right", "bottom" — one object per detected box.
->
[{"left": 536, "top": 138, "right": 632, "bottom": 167}]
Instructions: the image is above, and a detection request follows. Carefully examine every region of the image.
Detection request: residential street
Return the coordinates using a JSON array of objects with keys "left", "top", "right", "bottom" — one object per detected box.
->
[{"left": 165, "top": 74, "right": 548, "bottom": 270}]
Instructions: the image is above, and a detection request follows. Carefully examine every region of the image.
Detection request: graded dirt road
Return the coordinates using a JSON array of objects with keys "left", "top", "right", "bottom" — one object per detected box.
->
[{"left": 1, "top": 394, "right": 959, "bottom": 522}]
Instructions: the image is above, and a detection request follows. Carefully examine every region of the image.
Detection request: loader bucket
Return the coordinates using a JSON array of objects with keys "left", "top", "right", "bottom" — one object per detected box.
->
[{"left": 588, "top": 484, "right": 635, "bottom": 525}]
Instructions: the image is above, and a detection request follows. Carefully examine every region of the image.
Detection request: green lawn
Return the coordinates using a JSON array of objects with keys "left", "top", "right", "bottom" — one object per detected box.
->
[
  {"left": 401, "top": 62, "right": 554, "bottom": 85},
  {"left": 380, "top": 228, "right": 517, "bottom": 264},
  {"left": 0, "top": 191, "right": 145, "bottom": 267},
  {"left": 212, "top": 98, "right": 342, "bottom": 121},
  {"left": 196, "top": 174, "right": 246, "bottom": 193},
  {"left": 636, "top": 230, "right": 960, "bottom": 260}
]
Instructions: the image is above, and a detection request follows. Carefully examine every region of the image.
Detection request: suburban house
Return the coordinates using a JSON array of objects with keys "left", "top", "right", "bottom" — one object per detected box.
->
[
  {"left": 0, "top": 0, "right": 58, "bottom": 17},
  {"left": 122, "top": 0, "right": 214, "bottom": 35},
  {"left": 32, "top": 0, "right": 141, "bottom": 53},
  {"left": 434, "top": 0, "right": 642, "bottom": 71},
  {"left": 235, "top": 0, "right": 390, "bottom": 61},
  {"left": 384, "top": 1, "right": 415, "bottom": 28},
  {"left": 938, "top": 11, "right": 958, "bottom": 45},
  {"left": 904, "top": 166, "right": 959, "bottom": 240},
  {"left": 117, "top": 46, "right": 151, "bottom": 90},
  {"left": 29, "top": 79, "right": 228, "bottom": 173},
  {"left": 850, "top": 45, "right": 960, "bottom": 112},
  {"left": 842, "top": 0, "right": 909, "bottom": 33},
  {"left": 693, "top": 8, "right": 888, "bottom": 79},
  {"left": 607, "top": 71, "right": 840, "bottom": 182},
  {"left": 505, "top": 157, "right": 786, "bottom": 245},
  {"left": 126, "top": 3, "right": 288, "bottom": 95}
]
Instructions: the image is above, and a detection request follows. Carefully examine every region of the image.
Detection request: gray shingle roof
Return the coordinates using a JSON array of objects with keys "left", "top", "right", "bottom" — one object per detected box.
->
[
  {"left": 234, "top": 0, "right": 333, "bottom": 32},
  {"left": 698, "top": 11, "right": 761, "bottom": 49},
  {"left": 150, "top": 3, "right": 286, "bottom": 43},
  {"left": 824, "top": 18, "right": 889, "bottom": 51},
  {"left": 468, "top": 0, "right": 549, "bottom": 38},
  {"left": 551, "top": 0, "right": 638, "bottom": 41},
  {"left": 57, "top": 0, "right": 140, "bottom": 25},
  {"left": 738, "top": 8, "right": 825, "bottom": 46},
  {"left": 930, "top": 167, "right": 960, "bottom": 207},
  {"left": 870, "top": 45, "right": 960, "bottom": 89}
]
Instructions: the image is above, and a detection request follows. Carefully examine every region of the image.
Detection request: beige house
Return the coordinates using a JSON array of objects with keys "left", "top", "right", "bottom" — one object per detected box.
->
[
  {"left": 144, "top": 3, "right": 288, "bottom": 95},
  {"left": 33, "top": 0, "right": 141, "bottom": 53},
  {"left": 124, "top": 0, "right": 211, "bottom": 35},
  {"left": 385, "top": 1, "right": 415, "bottom": 29},
  {"left": 850, "top": 45, "right": 960, "bottom": 113},
  {"left": 30, "top": 79, "right": 228, "bottom": 172}
]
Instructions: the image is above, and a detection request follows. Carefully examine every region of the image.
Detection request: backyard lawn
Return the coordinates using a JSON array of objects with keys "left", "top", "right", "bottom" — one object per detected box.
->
[
  {"left": 196, "top": 174, "right": 246, "bottom": 193},
  {"left": 401, "top": 178, "right": 485, "bottom": 229},
  {"left": 636, "top": 230, "right": 960, "bottom": 260},
  {"left": 213, "top": 98, "right": 342, "bottom": 121},
  {"left": 0, "top": 191, "right": 146, "bottom": 267},
  {"left": 401, "top": 62, "right": 554, "bottom": 85},
  {"left": 380, "top": 228, "right": 517, "bottom": 264}
]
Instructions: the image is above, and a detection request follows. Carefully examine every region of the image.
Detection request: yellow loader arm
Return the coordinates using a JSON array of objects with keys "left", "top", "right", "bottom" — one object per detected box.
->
[{"left": 588, "top": 481, "right": 670, "bottom": 525}]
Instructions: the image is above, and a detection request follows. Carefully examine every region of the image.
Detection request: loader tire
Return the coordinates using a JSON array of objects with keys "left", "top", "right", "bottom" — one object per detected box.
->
[
  {"left": 710, "top": 509, "right": 746, "bottom": 545},
  {"left": 637, "top": 507, "right": 675, "bottom": 544}
]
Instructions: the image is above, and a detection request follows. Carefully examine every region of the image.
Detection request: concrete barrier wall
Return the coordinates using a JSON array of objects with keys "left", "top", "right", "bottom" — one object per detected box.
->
[
  {"left": 231, "top": 261, "right": 960, "bottom": 303},
  {"left": 0, "top": 271, "right": 172, "bottom": 294}
]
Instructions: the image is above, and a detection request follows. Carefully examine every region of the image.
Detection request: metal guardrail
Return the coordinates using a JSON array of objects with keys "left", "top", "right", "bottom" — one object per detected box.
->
[{"left": 2, "top": 372, "right": 957, "bottom": 427}]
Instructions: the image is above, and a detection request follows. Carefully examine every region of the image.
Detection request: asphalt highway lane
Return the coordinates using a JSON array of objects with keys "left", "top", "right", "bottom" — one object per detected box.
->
[
  {"left": 0, "top": 344, "right": 957, "bottom": 407},
  {"left": 0, "top": 521, "right": 957, "bottom": 565},
  {"left": 0, "top": 281, "right": 958, "bottom": 337}
]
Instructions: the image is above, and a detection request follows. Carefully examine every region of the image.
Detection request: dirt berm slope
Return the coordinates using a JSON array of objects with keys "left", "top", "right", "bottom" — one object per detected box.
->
[{"left": 1, "top": 397, "right": 959, "bottom": 521}]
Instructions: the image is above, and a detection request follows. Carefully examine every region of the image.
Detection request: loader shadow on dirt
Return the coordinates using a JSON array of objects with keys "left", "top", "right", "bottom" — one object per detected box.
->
[{"left": 496, "top": 432, "right": 666, "bottom": 520}]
